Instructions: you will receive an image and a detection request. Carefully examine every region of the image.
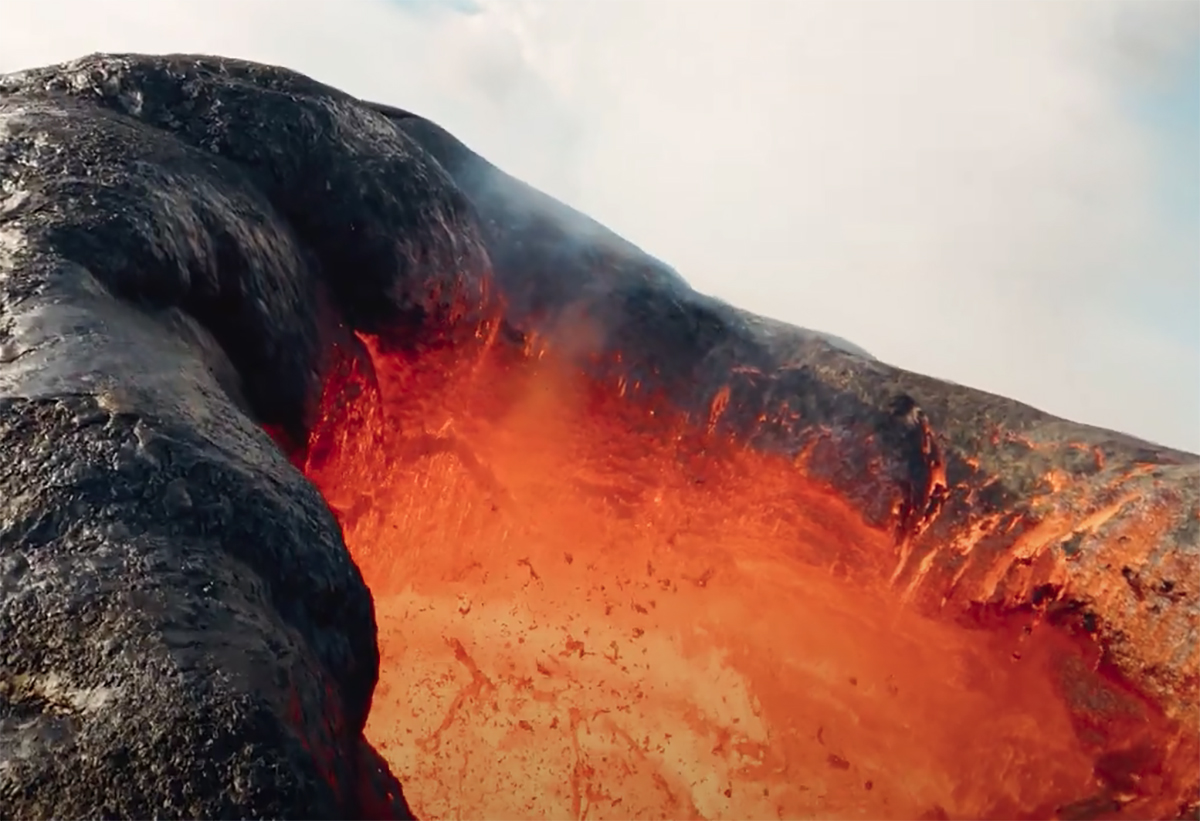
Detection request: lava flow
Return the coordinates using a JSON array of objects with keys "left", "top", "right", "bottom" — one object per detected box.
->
[{"left": 292, "top": 323, "right": 1192, "bottom": 821}]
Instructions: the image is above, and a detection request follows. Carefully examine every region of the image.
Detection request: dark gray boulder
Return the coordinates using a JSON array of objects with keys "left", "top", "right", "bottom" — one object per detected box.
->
[
  {"left": 0, "top": 53, "right": 1195, "bottom": 819},
  {"left": 0, "top": 54, "right": 460, "bottom": 819}
]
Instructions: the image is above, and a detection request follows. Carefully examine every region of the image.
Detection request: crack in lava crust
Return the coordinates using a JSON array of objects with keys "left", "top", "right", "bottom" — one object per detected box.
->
[{"left": 296, "top": 333, "right": 1191, "bottom": 821}]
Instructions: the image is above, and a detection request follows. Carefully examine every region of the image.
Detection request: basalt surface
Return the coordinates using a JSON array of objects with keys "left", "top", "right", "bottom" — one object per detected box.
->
[{"left": 0, "top": 54, "right": 1196, "bottom": 820}]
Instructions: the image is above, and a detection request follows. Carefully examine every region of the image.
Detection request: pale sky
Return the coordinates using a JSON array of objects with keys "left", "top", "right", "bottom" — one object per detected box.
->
[{"left": 3, "top": 0, "right": 1198, "bottom": 452}]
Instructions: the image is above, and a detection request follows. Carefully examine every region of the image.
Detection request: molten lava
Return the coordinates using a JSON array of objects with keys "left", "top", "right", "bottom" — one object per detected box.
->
[{"left": 294, "top": 327, "right": 1193, "bottom": 821}]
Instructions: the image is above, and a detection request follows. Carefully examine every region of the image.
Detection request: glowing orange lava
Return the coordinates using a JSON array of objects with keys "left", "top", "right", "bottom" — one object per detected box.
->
[{"left": 297, "top": 330, "right": 1193, "bottom": 821}]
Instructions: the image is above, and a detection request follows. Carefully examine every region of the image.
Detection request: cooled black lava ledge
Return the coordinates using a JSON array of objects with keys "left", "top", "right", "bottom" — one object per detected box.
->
[{"left": 0, "top": 54, "right": 1195, "bottom": 820}]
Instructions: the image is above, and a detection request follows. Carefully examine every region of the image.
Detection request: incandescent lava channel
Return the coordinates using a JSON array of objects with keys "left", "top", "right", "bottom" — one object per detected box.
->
[{"left": 275, "top": 319, "right": 1193, "bottom": 821}]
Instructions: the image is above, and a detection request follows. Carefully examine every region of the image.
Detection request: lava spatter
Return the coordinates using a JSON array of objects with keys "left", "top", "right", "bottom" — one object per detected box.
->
[{"left": 297, "top": 329, "right": 1196, "bottom": 820}]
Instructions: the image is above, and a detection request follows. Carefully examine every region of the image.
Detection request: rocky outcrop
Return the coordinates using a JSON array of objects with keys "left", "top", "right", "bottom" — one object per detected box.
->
[
  {"left": 0, "top": 54, "right": 440, "bottom": 819},
  {"left": 0, "top": 54, "right": 1195, "bottom": 819}
]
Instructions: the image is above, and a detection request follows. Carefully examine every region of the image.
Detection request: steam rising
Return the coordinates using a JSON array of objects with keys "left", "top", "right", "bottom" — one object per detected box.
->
[{"left": 3, "top": 0, "right": 1196, "bottom": 450}]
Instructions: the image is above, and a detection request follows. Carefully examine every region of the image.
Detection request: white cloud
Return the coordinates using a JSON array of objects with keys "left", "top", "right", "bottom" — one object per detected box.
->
[{"left": 2, "top": 0, "right": 1196, "bottom": 450}]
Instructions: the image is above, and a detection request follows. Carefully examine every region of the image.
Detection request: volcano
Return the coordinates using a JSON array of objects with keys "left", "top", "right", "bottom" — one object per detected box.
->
[{"left": 0, "top": 54, "right": 1196, "bottom": 821}]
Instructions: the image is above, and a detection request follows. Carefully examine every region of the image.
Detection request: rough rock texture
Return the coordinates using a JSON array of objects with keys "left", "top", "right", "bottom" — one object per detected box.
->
[
  {"left": 0, "top": 54, "right": 1196, "bottom": 819},
  {"left": 0, "top": 54, "right": 462, "bottom": 819}
]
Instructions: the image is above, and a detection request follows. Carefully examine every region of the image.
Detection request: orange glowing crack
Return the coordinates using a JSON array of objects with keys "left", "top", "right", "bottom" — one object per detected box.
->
[{"left": 415, "top": 638, "right": 497, "bottom": 756}]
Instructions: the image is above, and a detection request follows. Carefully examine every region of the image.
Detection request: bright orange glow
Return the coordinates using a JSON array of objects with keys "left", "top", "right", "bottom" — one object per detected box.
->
[{"left": 299, "top": 329, "right": 1194, "bottom": 820}]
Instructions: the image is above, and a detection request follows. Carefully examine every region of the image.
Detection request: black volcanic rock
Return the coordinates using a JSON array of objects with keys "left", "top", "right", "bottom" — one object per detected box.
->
[
  {"left": 0, "top": 53, "right": 1196, "bottom": 819},
  {"left": 0, "top": 54, "right": 451, "bottom": 819}
]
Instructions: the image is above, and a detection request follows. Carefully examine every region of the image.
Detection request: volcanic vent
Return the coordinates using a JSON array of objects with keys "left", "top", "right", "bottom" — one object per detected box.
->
[
  {"left": 287, "top": 312, "right": 1197, "bottom": 820},
  {"left": 293, "top": 102, "right": 1198, "bottom": 821},
  {"left": 0, "top": 54, "right": 1196, "bottom": 821}
]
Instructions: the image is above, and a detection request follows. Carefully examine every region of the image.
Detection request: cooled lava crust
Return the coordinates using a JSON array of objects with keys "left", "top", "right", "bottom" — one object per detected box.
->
[{"left": 0, "top": 54, "right": 1196, "bottom": 820}]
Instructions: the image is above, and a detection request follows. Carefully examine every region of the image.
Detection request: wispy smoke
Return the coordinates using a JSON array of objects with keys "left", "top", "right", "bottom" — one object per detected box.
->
[{"left": 2, "top": 0, "right": 1196, "bottom": 450}]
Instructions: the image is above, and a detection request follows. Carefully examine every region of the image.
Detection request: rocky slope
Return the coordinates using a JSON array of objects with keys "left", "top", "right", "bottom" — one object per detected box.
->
[{"left": 0, "top": 54, "right": 1195, "bottom": 819}]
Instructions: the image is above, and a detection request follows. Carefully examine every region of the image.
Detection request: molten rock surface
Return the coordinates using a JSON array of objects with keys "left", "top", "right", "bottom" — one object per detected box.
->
[{"left": 0, "top": 54, "right": 1196, "bottom": 820}]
